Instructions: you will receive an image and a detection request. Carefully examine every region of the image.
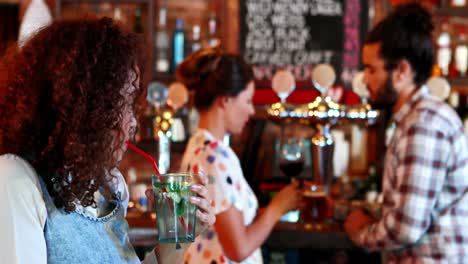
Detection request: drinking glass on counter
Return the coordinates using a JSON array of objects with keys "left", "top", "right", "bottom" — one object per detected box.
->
[{"left": 300, "top": 182, "right": 333, "bottom": 223}]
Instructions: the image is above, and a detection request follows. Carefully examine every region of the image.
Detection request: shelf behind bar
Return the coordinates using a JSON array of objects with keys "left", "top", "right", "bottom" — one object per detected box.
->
[
  {"left": 435, "top": 7, "right": 468, "bottom": 17},
  {"left": 54, "top": 0, "right": 154, "bottom": 53}
]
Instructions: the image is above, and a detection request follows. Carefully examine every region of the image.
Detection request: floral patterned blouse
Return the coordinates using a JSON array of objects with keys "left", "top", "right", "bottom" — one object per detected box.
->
[{"left": 180, "top": 129, "right": 262, "bottom": 264}]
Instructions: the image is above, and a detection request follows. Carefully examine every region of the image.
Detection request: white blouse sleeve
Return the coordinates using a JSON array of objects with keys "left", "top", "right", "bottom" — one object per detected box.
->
[{"left": 0, "top": 154, "right": 48, "bottom": 264}]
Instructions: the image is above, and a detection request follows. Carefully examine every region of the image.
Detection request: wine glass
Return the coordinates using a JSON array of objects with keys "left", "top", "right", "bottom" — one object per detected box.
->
[
  {"left": 278, "top": 136, "right": 305, "bottom": 223},
  {"left": 279, "top": 137, "right": 305, "bottom": 182}
]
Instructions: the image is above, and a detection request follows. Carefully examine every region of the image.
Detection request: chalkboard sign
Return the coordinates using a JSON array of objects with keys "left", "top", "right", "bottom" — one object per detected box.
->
[{"left": 240, "top": 0, "right": 368, "bottom": 89}]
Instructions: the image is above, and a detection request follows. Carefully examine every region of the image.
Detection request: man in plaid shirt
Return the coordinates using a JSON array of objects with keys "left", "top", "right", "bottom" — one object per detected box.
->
[{"left": 344, "top": 3, "right": 468, "bottom": 263}]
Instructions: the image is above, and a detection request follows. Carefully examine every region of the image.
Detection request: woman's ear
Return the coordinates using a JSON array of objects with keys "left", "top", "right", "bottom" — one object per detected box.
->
[{"left": 215, "top": 96, "right": 230, "bottom": 109}]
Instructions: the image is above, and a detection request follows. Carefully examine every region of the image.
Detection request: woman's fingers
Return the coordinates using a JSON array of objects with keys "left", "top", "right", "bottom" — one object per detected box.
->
[
  {"left": 193, "top": 170, "right": 208, "bottom": 185},
  {"left": 189, "top": 171, "right": 216, "bottom": 234},
  {"left": 190, "top": 196, "right": 210, "bottom": 214},
  {"left": 190, "top": 184, "right": 209, "bottom": 199},
  {"left": 189, "top": 184, "right": 215, "bottom": 227},
  {"left": 190, "top": 194, "right": 216, "bottom": 226}
]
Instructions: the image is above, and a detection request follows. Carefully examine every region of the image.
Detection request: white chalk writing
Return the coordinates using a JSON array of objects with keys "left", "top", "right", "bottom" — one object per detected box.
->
[{"left": 243, "top": 0, "right": 351, "bottom": 81}]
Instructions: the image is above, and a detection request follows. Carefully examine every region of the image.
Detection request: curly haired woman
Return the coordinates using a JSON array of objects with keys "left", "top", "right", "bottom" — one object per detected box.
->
[{"left": 0, "top": 18, "right": 215, "bottom": 264}]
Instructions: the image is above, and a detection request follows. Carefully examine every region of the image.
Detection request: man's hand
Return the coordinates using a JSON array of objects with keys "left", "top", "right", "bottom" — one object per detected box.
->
[{"left": 344, "top": 209, "right": 376, "bottom": 240}]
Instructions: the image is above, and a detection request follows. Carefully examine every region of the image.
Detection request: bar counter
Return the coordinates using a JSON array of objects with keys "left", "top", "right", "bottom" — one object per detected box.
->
[
  {"left": 127, "top": 209, "right": 381, "bottom": 263},
  {"left": 264, "top": 221, "right": 353, "bottom": 250},
  {"left": 127, "top": 211, "right": 353, "bottom": 250}
]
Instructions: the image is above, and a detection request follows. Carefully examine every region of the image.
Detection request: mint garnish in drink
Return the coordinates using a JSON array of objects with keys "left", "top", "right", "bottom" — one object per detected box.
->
[
  {"left": 152, "top": 174, "right": 197, "bottom": 244},
  {"left": 153, "top": 180, "right": 192, "bottom": 217}
]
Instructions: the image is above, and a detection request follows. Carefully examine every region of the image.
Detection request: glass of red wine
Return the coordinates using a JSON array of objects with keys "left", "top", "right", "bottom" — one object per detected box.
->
[
  {"left": 277, "top": 137, "right": 304, "bottom": 223},
  {"left": 279, "top": 137, "right": 305, "bottom": 182}
]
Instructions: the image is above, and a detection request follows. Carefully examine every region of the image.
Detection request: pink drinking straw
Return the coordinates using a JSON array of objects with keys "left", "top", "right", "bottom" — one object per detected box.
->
[{"left": 125, "top": 142, "right": 192, "bottom": 242}]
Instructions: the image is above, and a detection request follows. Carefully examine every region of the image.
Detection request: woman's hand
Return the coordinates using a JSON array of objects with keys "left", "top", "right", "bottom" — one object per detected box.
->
[
  {"left": 269, "top": 180, "right": 302, "bottom": 218},
  {"left": 145, "top": 172, "right": 215, "bottom": 237},
  {"left": 190, "top": 172, "right": 216, "bottom": 236}
]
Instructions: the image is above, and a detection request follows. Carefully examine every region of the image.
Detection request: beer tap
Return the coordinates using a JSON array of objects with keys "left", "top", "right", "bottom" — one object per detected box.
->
[{"left": 267, "top": 65, "right": 380, "bottom": 196}]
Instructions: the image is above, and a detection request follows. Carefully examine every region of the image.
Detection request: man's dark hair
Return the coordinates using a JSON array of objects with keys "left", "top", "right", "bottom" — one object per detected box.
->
[{"left": 365, "top": 3, "right": 434, "bottom": 86}]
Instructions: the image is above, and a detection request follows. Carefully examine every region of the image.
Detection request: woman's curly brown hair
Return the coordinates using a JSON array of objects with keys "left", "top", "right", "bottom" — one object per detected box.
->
[{"left": 0, "top": 17, "right": 148, "bottom": 212}]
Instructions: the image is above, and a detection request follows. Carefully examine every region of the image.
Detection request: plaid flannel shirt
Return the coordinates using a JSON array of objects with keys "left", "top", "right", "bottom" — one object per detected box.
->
[{"left": 351, "top": 86, "right": 468, "bottom": 263}]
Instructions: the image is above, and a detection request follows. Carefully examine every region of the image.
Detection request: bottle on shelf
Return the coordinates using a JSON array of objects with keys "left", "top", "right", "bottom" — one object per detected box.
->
[
  {"left": 136, "top": 104, "right": 155, "bottom": 143},
  {"left": 133, "top": 6, "right": 143, "bottom": 33},
  {"left": 171, "top": 109, "right": 187, "bottom": 143},
  {"left": 171, "top": 18, "right": 186, "bottom": 73},
  {"left": 191, "top": 25, "right": 202, "bottom": 53},
  {"left": 454, "top": 26, "right": 468, "bottom": 77},
  {"left": 155, "top": 5, "right": 170, "bottom": 73},
  {"left": 436, "top": 21, "right": 452, "bottom": 76},
  {"left": 206, "top": 13, "right": 220, "bottom": 48}
]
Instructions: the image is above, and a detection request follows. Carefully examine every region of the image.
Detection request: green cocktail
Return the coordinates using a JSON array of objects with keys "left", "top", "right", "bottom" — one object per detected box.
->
[{"left": 152, "top": 174, "right": 197, "bottom": 244}]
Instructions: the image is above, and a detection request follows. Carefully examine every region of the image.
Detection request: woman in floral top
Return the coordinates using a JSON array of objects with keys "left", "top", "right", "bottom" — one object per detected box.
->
[{"left": 176, "top": 48, "right": 302, "bottom": 264}]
